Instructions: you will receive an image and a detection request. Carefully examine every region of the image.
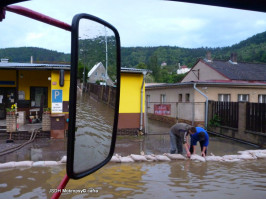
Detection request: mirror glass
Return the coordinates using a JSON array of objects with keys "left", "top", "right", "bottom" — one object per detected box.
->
[{"left": 73, "top": 19, "right": 117, "bottom": 174}]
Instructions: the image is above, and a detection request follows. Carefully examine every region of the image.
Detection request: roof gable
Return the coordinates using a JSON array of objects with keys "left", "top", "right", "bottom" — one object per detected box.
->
[
  {"left": 88, "top": 62, "right": 104, "bottom": 77},
  {"left": 181, "top": 59, "right": 229, "bottom": 82}
]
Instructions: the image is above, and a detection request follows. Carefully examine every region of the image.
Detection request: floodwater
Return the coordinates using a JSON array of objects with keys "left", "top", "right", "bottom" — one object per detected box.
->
[{"left": 0, "top": 95, "right": 266, "bottom": 198}]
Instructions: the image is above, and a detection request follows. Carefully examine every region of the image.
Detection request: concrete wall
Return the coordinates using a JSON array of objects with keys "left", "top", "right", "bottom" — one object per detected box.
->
[{"left": 146, "top": 85, "right": 205, "bottom": 125}]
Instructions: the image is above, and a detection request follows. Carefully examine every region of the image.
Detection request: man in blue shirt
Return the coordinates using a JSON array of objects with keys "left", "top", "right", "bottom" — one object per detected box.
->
[{"left": 188, "top": 127, "right": 209, "bottom": 157}]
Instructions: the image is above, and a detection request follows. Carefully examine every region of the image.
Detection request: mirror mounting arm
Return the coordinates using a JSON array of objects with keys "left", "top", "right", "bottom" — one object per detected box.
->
[
  {"left": 0, "top": 7, "right": 5, "bottom": 21},
  {"left": 5, "top": 5, "right": 71, "bottom": 31}
]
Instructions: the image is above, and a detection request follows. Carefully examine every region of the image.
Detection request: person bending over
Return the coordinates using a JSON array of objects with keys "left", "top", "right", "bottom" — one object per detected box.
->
[
  {"left": 169, "top": 123, "right": 192, "bottom": 157},
  {"left": 188, "top": 126, "right": 209, "bottom": 157}
]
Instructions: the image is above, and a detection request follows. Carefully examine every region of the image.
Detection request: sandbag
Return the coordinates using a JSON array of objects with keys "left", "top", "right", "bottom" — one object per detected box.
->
[
  {"left": 155, "top": 155, "right": 171, "bottom": 161},
  {"left": 32, "top": 161, "right": 45, "bottom": 167},
  {"left": 59, "top": 156, "right": 67, "bottom": 163},
  {"left": 205, "top": 156, "right": 223, "bottom": 162},
  {"left": 120, "top": 156, "right": 135, "bottom": 163},
  {"left": 14, "top": 161, "right": 33, "bottom": 167},
  {"left": 145, "top": 155, "right": 158, "bottom": 161},
  {"left": 251, "top": 152, "right": 266, "bottom": 159},
  {"left": 222, "top": 158, "right": 242, "bottom": 162},
  {"left": 190, "top": 154, "right": 206, "bottom": 162},
  {"left": 164, "top": 153, "right": 186, "bottom": 160},
  {"left": 44, "top": 161, "right": 59, "bottom": 166},
  {"left": 0, "top": 162, "right": 16, "bottom": 169},
  {"left": 237, "top": 154, "right": 257, "bottom": 160},
  {"left": 130, "top": 154, "right": 147, "bottom": 162},
  {"left": 110, "top": 155, "right": 121, "bottom": 163},
  {"left": 222, "top": 155, "right": 240, "bottom": 160}
]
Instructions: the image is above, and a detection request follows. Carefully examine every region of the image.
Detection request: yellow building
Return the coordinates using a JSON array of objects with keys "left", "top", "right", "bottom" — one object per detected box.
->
[
  {"left": 118, "top": 68, "right": 150, "bottom": 135},
  {"left": 0, "top": 60, "right": 70, "bottom": 138}
]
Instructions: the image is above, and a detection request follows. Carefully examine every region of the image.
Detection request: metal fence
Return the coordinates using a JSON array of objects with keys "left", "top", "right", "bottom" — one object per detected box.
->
[
  {"left": 209, "top": 101, "right": 239, "bottom": 128},
  {"left": 246, "top": 102, "right": 266, "bottom": 133},
  {"left": 87, "top": 83, "right": 117, "bottom": 108}
]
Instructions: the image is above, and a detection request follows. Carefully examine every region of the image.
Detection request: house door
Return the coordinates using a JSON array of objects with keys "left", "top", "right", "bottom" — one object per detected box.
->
[{"left": 0, "top": 88, "right": 16, "bottom": 119}]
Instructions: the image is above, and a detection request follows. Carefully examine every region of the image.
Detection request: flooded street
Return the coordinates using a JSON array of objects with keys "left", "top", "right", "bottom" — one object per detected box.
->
[
  {"left": 0, "top": 158, "right": 265, "bottom": 198},
  {"left": 0, "top": 95, "right": 265, "bottom": 198}
]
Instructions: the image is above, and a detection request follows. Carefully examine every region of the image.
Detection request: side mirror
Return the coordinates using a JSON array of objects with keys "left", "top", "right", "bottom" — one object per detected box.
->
[{"left": 67, "top": 14, "right": 120, "bottom": 179}]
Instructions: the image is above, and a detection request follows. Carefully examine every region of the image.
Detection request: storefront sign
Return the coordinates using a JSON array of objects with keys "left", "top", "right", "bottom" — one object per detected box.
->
[
  {"left": 154, "top": 104, "right": 171, "bottom": 115},
  {"left": 52, "top": 89, "right": 62, "bottom": 113}
]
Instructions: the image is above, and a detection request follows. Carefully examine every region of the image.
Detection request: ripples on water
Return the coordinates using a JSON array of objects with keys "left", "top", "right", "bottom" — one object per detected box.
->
[
  {"left": 0, "top": 159, "right": 265, "bottom": 198},
  {"left": 73, "top": 94, "right": 114, "bottom": 173}
]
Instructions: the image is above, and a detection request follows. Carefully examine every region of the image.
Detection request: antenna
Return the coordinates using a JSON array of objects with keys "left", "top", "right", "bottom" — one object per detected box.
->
[{"left": 105, "top": 26, "right": 108, "bottom": 83}]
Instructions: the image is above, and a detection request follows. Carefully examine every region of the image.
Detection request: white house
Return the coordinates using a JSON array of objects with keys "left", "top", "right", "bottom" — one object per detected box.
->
[
  {"left": 177, "top": 64, "right": 190, "bottom": 74},
  {"left": 87, "top": 62, "right": 114, "bottom": 86}
]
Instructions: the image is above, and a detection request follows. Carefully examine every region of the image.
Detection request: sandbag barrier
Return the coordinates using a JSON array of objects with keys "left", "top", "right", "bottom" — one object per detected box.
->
[
  {"left": 0, "top": 156, "right": 67, "bottom": 169},
  {"left": 110, "top": 149, "right": 266, "bottom": 163},
  {"left": 1, "top": 150, "right": 266, "bottom": 169}
]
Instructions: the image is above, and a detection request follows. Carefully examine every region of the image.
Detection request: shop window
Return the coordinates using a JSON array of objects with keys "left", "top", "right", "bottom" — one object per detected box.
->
[{"left": 30, "top": 87, "right": 48, "bottom": 107}]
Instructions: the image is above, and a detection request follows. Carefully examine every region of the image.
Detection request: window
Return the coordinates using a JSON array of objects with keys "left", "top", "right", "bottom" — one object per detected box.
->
[
  {"left": 258, "top": 95, "right": 266, "bottom": 103},
  {"left": 238, "top": 94, "right": 249, "bottom": 102},
  {"left": 160, "top": 94, "right": 166, "bottom": 103},
  {"left": 146, "top": 95, "right": 151, "bottom": 108},
  {"left": 30, "top": 87, "right": 48, "bottom": 107},
  {"left": 178, "top": 94, "right": 182, "bottom": 102},
  {"left": 185, "top": 93, "right": 190, "bottom": 102},
  {"left": 218, "top": 94, "right": 230, "bottom": 102}
]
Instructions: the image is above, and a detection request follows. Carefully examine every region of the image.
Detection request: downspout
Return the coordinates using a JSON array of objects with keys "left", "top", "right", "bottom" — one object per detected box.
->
[
  {"left": 193, "top": 83, "right": 208, "bottom": 128},
  {"left": 140, "top": 71, "right": 147, "bottom": 133}
]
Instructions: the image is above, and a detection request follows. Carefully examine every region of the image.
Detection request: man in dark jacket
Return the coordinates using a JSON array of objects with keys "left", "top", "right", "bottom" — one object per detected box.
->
[{"left": 169, "top": 123, "right": 192, "bottom": 157}]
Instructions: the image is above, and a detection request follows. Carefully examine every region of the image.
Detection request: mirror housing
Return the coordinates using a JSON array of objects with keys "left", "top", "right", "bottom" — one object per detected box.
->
[{"left": 67, "top": 13, "right": 120, "bottom": 179}]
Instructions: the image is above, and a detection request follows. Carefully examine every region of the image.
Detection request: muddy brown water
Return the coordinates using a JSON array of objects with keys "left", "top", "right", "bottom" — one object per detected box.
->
[{"left": 0, "top": 95, "right": 265, "bottom": 198}]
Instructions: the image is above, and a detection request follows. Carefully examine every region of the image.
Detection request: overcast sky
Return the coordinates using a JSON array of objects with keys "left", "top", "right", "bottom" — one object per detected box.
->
[{"left": 0, "top": 0, "right": 266, "bottom": 53}]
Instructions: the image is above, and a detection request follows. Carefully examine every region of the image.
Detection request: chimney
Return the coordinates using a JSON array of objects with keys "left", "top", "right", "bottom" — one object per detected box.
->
[
  {"left": 229, "top": 53, "right": 237, "bottom": 64},
  {"left": 30, "top": 56, "right": 33, "bottom": 64},
  {"left": 178, "top": 63, "right": 181, "bottom": 69},
  {"left": 204, "top": 52, "right": 212, "bottom": 62}
]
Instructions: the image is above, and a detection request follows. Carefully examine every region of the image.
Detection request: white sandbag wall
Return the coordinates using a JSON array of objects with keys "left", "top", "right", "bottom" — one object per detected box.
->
[
  {"left": 0, "top": 156, "right": 67, "bottom": 169},
  {"left": 0, "top": 149, "right": 266, "bottom": 169},
  {"left": 110, "top": 149, "right": 266, "bottom": 163}
]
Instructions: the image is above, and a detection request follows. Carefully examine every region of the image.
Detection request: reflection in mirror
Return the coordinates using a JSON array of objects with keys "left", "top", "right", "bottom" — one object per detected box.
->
[{"left": 73, "top": 19, "right": 117, "bottom": 174}]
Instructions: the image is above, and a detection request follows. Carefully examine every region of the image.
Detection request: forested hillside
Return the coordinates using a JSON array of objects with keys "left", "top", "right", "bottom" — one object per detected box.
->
[
  {"left": 0, "top": 47, "right": 70, "bottom": 63},
  {"left": 0, "top": 31, "right": 265, "bottom": 83},
  {"left": 122, "top": 31, "right": 266, "bottom": 67}
]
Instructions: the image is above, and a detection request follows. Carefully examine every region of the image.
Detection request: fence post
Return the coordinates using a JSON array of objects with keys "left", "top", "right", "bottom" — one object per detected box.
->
[
  {"left": 238, "top": 102, "right": 246, "bottom": 135},
  {"left": 207, "top": 101, "right": 213, "bottom": 128}
]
